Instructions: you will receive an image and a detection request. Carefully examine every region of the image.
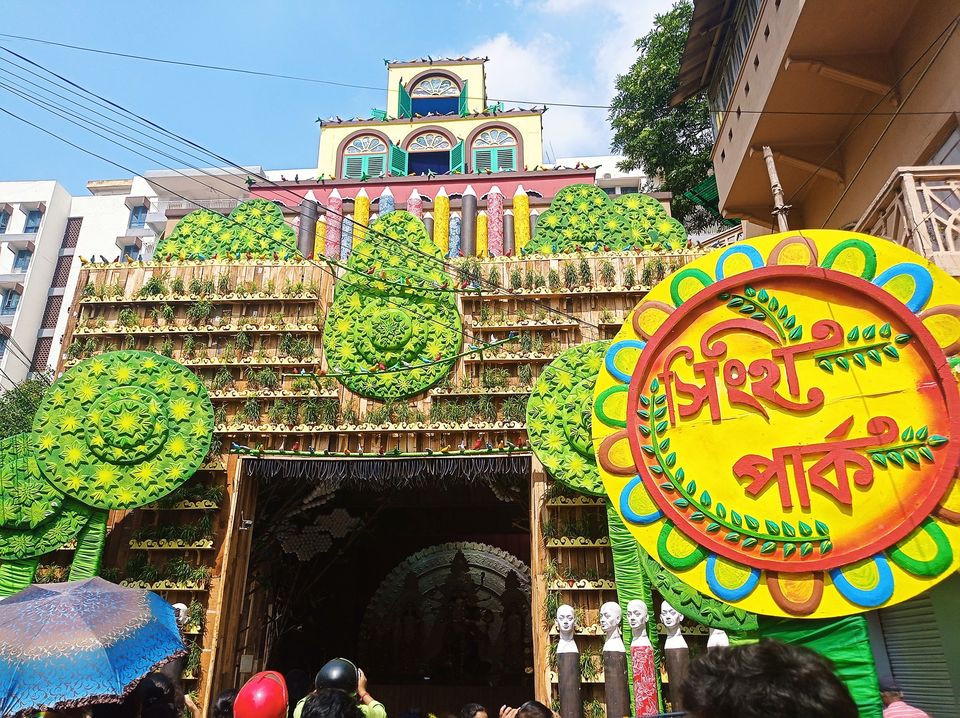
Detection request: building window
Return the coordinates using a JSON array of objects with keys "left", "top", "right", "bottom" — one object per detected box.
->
[
  {"left": 13, "top": 249, "right": 31, "bottom": 272},
  {"left": 23, "top": 209, "right": 43, "bottom": 234},
  {"left": 342, "top": 135, "right": 388, "bottom": 179},
  {"left": 0, "top": 211, "right": 8, "bottom": 235},
  {"left": 129, "top": 205, "right": 148, "bottom": 229},
  {"left": 706, "top": 0, "right": 762, "bottom": 133},
  {"left": 411, "top": 75, "right": 460, "bottom": 116},
  {"left": 407, "top": 132, "right": 454, "bottom": 175},
  {"left": 0, "top": 336, "right": 6, "bottom": 357},
  {"left": 121, "top": 244, "right": 140, "bottom": 261},
  {"left": 929, "top": 126, "right": 960, "bottom": 165},
  {"left": 472, "top": 128, "right": 518, "bottom": 172},
  {"left": 2, "top": 291, "right": 20, "bottom": 316}
]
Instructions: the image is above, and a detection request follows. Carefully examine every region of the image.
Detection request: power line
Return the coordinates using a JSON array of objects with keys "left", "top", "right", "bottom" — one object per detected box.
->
[
  {"left": 0, "top": 44, "right": 605, "bottom": 331},
  {"left": 0, "top": 32, "right": 955, "bottom": 117}
]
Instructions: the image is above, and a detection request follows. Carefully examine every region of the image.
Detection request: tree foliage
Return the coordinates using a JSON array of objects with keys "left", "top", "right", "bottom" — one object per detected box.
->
[
  {"left": 609, "top": 0, "right": 714, "bottom": 232},
  {"left": 0, "top": 374, "right": 50, "bottom": 440}
]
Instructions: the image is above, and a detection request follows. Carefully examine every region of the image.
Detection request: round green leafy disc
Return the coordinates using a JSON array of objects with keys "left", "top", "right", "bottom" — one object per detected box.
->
[
  {"left": 0, "top": 433, "right": 63, "bottom": 530},
  {"left": 32, "top": 351, "right": 214, "bottom": 509},
  {"left": 323, "top": 211, "right": 462, "bottom": 399},
  {"left": 526, "top": 341, "right": 609, "bottom": 496},
  {"left": 0, "top": 498, "right": 90, "bottom": 560}
]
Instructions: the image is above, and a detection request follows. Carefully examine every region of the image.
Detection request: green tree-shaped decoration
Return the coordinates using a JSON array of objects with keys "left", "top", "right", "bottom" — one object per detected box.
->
[
  {"left": 0, "top": 434, "right": 93, "bottom": 594},
  {"left": 155, "top": 199, "right": 298, "bottom": 259},
  {"left": 526, "top": 341, "right": 609, "bottom": 495},
  {"left": 323, "top": 211, "right": 462, "bottom": 399},
  {"left": 522, "top": 183, "right": 689, "bottom": 255}
]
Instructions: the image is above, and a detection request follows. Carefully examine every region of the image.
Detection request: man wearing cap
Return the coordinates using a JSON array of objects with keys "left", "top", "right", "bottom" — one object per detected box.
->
[
  {"left": 294, "top": 658, "right": 386, "bottom": 718},
  {"left": 879, "top": 676, "right": 930, "bottom": 718}
]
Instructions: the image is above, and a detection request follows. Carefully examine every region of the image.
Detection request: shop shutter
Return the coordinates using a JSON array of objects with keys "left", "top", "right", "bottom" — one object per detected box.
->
[{"left": 878, "top": 592, "right": 959, "bottom": 716}]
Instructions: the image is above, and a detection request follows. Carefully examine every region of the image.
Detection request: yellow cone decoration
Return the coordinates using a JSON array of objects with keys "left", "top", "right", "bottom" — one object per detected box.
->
[
  {"left": 514, "top": 184, "right": 531, "bottom": 253},
  {"left": 353, "top": 188, "right": 370, "bottom": 249},
  {"left": 434, "top": 186, "right": 450, "bottom": 256},
  {"left": 477, "top": 210, "right": 488, "bottom": 258}
]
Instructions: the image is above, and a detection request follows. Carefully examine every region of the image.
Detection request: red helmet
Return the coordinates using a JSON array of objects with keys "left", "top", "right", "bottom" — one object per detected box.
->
[{"left": 234, "top": 671, "right": 289, "bottom": 718}]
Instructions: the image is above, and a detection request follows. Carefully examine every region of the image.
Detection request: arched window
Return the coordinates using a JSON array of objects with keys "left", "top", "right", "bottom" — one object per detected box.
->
[
  {"left": 410, "top": 75, "right": 461, "bottom": 116},
  {"left": 342, "top": 135, "right": 388, "bottom": 178},
  {"left": 407, "top": 131, "right": 454, "bottom": 175},
  {"left": 472, "top": 128, "right": 517, "bottom": 173}
]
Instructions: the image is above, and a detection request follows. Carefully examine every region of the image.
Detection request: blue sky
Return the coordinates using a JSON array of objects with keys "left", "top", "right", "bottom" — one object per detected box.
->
[{"left": 0, "top": 0, "right": 673, "bottom": 193}]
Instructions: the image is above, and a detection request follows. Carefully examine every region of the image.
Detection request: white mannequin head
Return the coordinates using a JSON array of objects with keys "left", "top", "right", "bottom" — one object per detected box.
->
[
  {"left": 599, "top": 602, "right": 622, "bottom": 636},
  {"left": 660, "top": 601, "right": 683, "bottom": 633},
  {"left": 707, "top": 627, "right": 730, "bottom": 649},
  {"left": 626, "top": 600, "right": 648, "bottom": 630},
  {"left": 556, "top": 604, "right": 576, "bottom": 640},
  {"left": 172, "top": 602, "right": 188, "bottom": 627}
]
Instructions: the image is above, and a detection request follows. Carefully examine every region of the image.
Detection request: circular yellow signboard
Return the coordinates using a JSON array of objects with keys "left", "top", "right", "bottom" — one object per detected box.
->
[{"left": 593, "top": 230, "right": 960, "bottom": 617}]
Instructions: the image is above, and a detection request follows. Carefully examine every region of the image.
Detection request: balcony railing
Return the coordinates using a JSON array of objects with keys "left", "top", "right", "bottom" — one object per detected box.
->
[
  {"left": 856, "top": 165, "right": 960, "bottom": 273},
  {"left": 152, "top": 198, "right": 243, "bottom": 213}
]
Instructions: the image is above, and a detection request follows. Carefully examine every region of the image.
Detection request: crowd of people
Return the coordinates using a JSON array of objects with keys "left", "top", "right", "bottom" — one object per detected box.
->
[{"left": 39, "top": 641, "right": 929, "bottom": 718}]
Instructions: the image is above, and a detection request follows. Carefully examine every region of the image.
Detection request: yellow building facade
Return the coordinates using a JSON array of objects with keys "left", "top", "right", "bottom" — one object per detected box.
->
[{"left": 316, "top": 58, "right": 544, "bottom": 179}]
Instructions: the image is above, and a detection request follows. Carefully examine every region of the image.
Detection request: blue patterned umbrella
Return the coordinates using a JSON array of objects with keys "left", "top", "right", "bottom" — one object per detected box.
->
[{"left": 0, "top": 577, "right": 185, "bottom": 716}]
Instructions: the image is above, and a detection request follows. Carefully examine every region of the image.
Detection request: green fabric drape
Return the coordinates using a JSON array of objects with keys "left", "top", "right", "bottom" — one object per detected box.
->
[
  {"left": 607, "top": 503, "right": 664, "bottom": 714},
  {"left": 758, "top": 615, "right": 883, "bottom": 718}
]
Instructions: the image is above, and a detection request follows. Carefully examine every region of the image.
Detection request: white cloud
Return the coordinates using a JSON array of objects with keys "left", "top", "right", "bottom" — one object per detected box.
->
[{"left": 467, "top": 0, "right": 675, "bottom": 160}]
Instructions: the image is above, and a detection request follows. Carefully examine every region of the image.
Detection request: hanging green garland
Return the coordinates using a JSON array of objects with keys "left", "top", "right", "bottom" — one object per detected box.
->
[
  {"left": 31, "top": 351, "right": 214, "bottom": 509},
  {"left": 526, "top": 341, "right": 609, "bottom": 496},
  {"left": 323, "top": 211, "right": 462, "bottom": 399}
]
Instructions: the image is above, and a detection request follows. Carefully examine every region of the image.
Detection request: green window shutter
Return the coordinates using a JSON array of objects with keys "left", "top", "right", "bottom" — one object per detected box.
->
[
  {"left": 398, "top": 81, "right": 412, "bottom": 119},
  {"left": 366, "top": 155, "right": 386, "bottom": 177},
  {"left": 388, "top": 144, "right": 408, "bottom": 176},
  {"left": 343, "top": 156, "right": 365, "bottom": 179},
  {"left": 472, "top": 148, "right": 493, "bottom": 173},
  {"left": 494, "top": 147, "right": 516, "bottom": 172},
  {"left": 459, "top": 79, "right": 469, "bottom": 116},
  {"left": 450, "top": 140, "right": 465, "bottom": 173}
]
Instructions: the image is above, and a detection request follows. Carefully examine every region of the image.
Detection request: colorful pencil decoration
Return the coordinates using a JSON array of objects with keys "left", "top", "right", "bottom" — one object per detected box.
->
[
  {"left": 487, "top": 185, "right": 504, "bottom": 256},
  {"left": 406, "top": 187, "right": 423, "bottom": 218},
  {"left": 324, "top": 188, "right": 343, "bottom": 258},
  {"left": 461, "top": 185, "right": 477, "bottom": 257},
  {"left": 434, "top": 186, "right": 450, "bottom": 255},
  {"left": 514, "top": 184, "right": 531, "bottom": 253},
  {"left": 352, "top": 188, "right": 370, "bottom": 256},
  {"left": 378, "top": 186, "right": 395, "bottom": 215},
  {"left": 476, "top": 210, "right": 488, "bottom": 258},
  {"left": 448, "top": 214, "right": 462, "bottom": 259}
]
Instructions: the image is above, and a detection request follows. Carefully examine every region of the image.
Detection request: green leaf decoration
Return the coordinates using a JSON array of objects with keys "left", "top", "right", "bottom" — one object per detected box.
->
[
  {"left": 659, "top": 438, "right": 670, "bottom": 451},
  {"left": 526, "top": 341, "right": 610, "bottom": 496},
  {"left": 744, "top": 286, "right": 757, "bottom": 298},
  {"left": 730, "top": 510, "right": 743, "bottom": 527},
  {"left": 788, "top": 326, "right": 803, "bottom": 341},
  {"left": 700, "top": 491, "right": 712, "bottom": 507},
  {"left": 654, "top": 394, "right": 666, "bottom": 406},
  {"left": 799, "top": 521, "right": 813, "bottom": 537},
  {"left": 31, "top": 351, "right": 214, "bottom": 510},
  {"left": 902, "top": 426, "right": 914, "bottom": 441},
  {"left": 847, "top": 326, "right": 860, "bottom": 341},
  {"left": 820, "top": 540, "right": 833, "bottom": 555},
  {"left": 871, "top": 452, "right": 888, "bottom": 467},
  {"left": 0, "top": 557, "right": 40, "bottom": 598},
  {"left": 799, "top": 542, "right": 813, "bottom": 557},
  {"left": 323, "top": 212, "right": 462, "bottom": 400},
  {"left": 853, "top": 352, "right": 866, "bottom": 368},
  {"left": 862, "top": 325, "right": 876, "bottom": 340},
  {"left": 155, "top": 199, "right": 299, "bottom": 259},
  {"left": 904, "top": 448, "right": 921, "bottom": 465},
  {"left": 887, "top": 451, "right": 904, "bottom": 467},
  {"left": 636, "top": 540, "right": 757, "bottom": 631},
  {"left": 724, "top": 532, "right": 740, "bottom": 543},
  {"left": 522, "top": 184, "right": 689, "bottom": 254},
  {"left": 815, "top": 520, "right": 830, "bottom": 536},
  {"left": 742, "top": 537, "right": 758, "bottom": 549},
  {"left": 836, "top": 356, "right": 850, "bottom": 371},
  {"left": 784, "top": 315, "right": 797, "bottom": 329},
  {"left": 757, "top": 289, "right": 769, "bottom": 302},
  {"left": 882, "top": 345, "right": 899, "bottom": 359},
  {"left": 781, "top": 521, "right": 796, "bottom": 537},
  {"left": 768, "top": 297, "right": 779, "bottom": 311},
  {"left": 641, "top": 445, "right": 656, "bottom": 456},
  {"left": 0, "top": 434, "right": 62, "bottom": 531},
  {"left": 728, "top": 297, "right": 744, "bottom": 308},
  {"left": 650, "top": 377, "right": 661, "bottom": 392},
  {"left": 689, "top": 511, "right": 705, "bottom": 521},
  {"left": 879, "top": 323, "right": 892, "bottom": 337},
  {"left": 639, "top": 394, "right": 650, "bottom": 407},
  {"left": 674, "top": 498, "right": 690, "bottom": 509},
  {"left": 928, "top": 434, "right": 949, "bottom": 447},
  {"left": 916, "top": 426, "right": 929, "bottom": 441},
  {"left": 760, "top": 541, "right": 777, "bottom": 554},
  {"left": 715, "top": 503, "right": 727, "bottom": 519},
  {"left": 895, "top": 334, "right": 912, "bottom": 345},
  {"left": 706, "top": 522, "right": 721, "bottom": 533},
  {"left": 685, "top": 480, "right": 696, "bottom": 494},
  {"left": 867, "top": 349, "right": 882, "bottom": 364},
  {"left": 745, "top": 515, "right": 760, "bottom": 531},
  {"left": 783, "top": 544, "right": 797, "bottom": 558},
  {"left": 818, "top": 359, "right": 834, "bottom": 373},
  {"left": 778, "top": 305, "right": 789, "bottom": 320},
  {"left": 765, "top": 519, "right": 781, "bottom": 535},
  {"left": 919, "top": 446, "right": 935, "bottom": 462}
]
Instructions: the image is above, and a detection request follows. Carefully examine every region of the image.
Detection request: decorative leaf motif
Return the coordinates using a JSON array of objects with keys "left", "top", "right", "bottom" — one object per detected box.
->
[
  {"left": 815, "top": 520, "right": 830, "bottom": 536},
  {"left": 895, "top": 334, "right": 912, "bottom": 344},
  {"left": 916, "top": 426, "right": 929, "bottom": 441},
  {"left": 887, "top": 451, "right": 904, "bottom": 467},
  {"left": 781, "top": 521, "right": 796, "bottom": 537},
  {"left": 798, "top": 521, "right": 812, "bottom": 537},
  {"left": 745, "top": 515, "right": 760, "bottom": 531},
  {"left": 862, "top": 325, "right": 876, "bottom": 340},
  {"left": 784, "top": 315, "right": 797, "bottom": 329},
  {"left": 757, "top": 289, "right": 769, "bottom": 302},
  {"left": 724, "top": 532, "right": 741, "bottom": 543},
  {"left": 818, "top": 359, "right": 834, "bottom": 373},
  {"left": 883, "top": 345, "right": 899, "bottom": 359},
  {"left": 728, "top": 297, "right": 744, "bottom": 308},
  {"left": 867, "top": 349, "right": 882, "bottom": 364},
  {"left": 904, "top": 448, "right": 920, "bottom": 465},
  {"left": 715, "top": 503, "right": 727, "bottom": 519},
  {"left": 768, "top": 297, "right": 779, "bottom": 311},
  {"left": 853, "top": 352, "right": 866, "bottom": 368},
  {"left": 731, "top": 510, "right": 743, "bottom": 527},
  {"left": 760, "top": 541, "right": 777, "bottom": 554},
  {"left": 847, "top": 326, "right": 859, "bottom": 341},
  {"left": 742, "top": 537, "right": 758, "bottom": 549},
  {"left": 788, "top": 326, "right": 803, "bottom": 341},
  {"left": 902, "top": 426, "right": 914, "bottom": 441},
  {"left": 700, "top": 491, "right": 712, "bottom": 507},
  {"left": 836, "top": 356, "right": 850, "bottom": 370},
  {"left": 744, "top": 286, "right": 757, "bottom": 298},
  {"left": 764, "top": 520, "right": 781, "bottom": 536}
]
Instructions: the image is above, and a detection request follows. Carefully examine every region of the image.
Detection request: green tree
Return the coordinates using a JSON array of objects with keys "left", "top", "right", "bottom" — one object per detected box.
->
[
  {"left": 609, "top": 0, "right": 714, "bottom": 232},
  {"left": 0, "top": 374, "right": 51, "bottom": 440}
]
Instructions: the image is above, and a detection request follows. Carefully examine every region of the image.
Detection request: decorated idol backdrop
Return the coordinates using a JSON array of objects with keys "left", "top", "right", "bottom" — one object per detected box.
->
[
  {"left": 0, "top": 351, "right": 214, "bottom": 596},
  {"left": 593, "top": 230, "right": 960, "bottom": 619}
]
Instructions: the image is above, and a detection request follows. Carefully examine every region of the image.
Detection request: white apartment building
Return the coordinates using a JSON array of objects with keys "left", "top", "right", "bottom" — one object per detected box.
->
[{"left": 554, "top": 155, "right": 648, "bottom": 195}]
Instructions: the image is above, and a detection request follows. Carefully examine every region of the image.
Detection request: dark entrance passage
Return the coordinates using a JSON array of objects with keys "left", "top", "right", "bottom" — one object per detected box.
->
[{"left": 247, "top": 457, "right": 533, "bottom": 716}]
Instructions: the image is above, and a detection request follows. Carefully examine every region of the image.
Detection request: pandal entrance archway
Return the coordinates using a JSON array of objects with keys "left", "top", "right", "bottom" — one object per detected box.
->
[{"left": 222, "top": 454, "right": 534, "bottom": 715}]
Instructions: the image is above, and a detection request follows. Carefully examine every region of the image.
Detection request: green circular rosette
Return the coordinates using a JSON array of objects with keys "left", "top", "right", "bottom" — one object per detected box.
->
[
  {"left": 526, "top": 341, "right": 609, "bottom": 496},
  {"left": 323, "top": 211, "right": 462, "bottom": 399},
  {"left": 31, "top": 351, "right": 214, "bottom": 509},
  {"left": 0, "top": 433, "right": 91, "bottom": 560}
]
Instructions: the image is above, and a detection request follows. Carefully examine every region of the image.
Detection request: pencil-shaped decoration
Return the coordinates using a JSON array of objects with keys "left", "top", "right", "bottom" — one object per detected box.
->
[
  {"left": 476, "top": 210, "right": 488, "bottom": 258},
  {"left": 513, "top": 184, "right": 531, "bottom": 253},
  {"left": 487, "top": 185, "right": 504, "bottom": 256},
  {"left": 352, "top": 188, "right": 370, "bottom": 255},
  {"left": 434, "top": 186, "right": 450, "bottom": 255},
  {"left": 324, "top": 188, "right": 342, "bottom": 258},
  {"left": 406, "top": 187, "right": 423, "bottom": 218},
  {"left": 379, "top": 186, "right": 395, "bottom": 214}
]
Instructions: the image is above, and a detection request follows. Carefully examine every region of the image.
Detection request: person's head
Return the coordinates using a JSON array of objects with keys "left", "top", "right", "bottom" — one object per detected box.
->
[
  {"left": 301, "top": 689, "right": 363, "bottom": 718},
  {"left": 315, "top": 659, "right": 359, "bottom": 697},
  {"left": 682, "top": 640, "right": 858, "bottom": 718},
  {"left": 459, "top": 703, "right": 487, "bottom": 718},
  {"left": 516, "top": 701, "right": 552, "bottom": 718},
  {"left": 660, "top": 601, "right": 683, "bottom": 631},
  {"left": 234, "top": 671, "right": 288, "bottom": 718},
  {"left": 598, "top": 602, "right": 621, "bottom": 633},
  {"left": 878, "top": 676, "right": 904, "bottom": 706},
  {"left": 137, "top": 673, "right": 177, "bottom": 718},
  {"left": 211, "top": 689, "right": 238, "bottom": 718}
]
